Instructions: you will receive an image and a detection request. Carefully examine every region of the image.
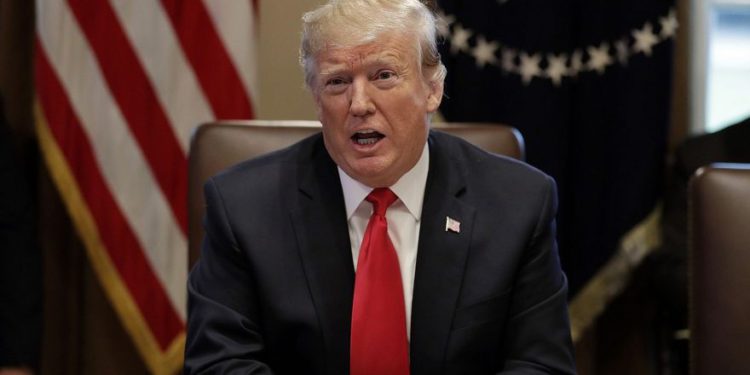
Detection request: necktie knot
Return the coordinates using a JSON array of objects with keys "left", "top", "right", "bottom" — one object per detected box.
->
[{"left": 366, "top": 188, "right": 398, "bottom": 216}]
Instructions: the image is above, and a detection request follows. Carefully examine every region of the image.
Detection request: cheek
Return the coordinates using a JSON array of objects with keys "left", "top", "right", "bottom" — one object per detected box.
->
[
  {"left": 317, "top": 100, "right": 339, "bottom": 124},
  {"left": 320, "top": 95, "right": 349, "bottom": 115},
  {"left": 313, "top": 94, "right": 325, "bottom": 119},
  {"left": 318, "top": 102, "right": 352, "bottom": 142}
]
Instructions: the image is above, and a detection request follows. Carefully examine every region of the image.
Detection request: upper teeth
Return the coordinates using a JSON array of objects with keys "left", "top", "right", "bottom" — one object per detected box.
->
[{"left": 356, "top": 129, "right": 376, "bottom": 134}]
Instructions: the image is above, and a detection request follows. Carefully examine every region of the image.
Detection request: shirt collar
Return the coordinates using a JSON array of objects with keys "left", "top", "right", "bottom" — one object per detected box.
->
[{"left": 338, "top": 142, "right": 430, "bottom": 221}]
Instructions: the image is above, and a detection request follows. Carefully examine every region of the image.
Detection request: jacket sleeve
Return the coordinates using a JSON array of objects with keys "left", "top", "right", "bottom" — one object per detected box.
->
[
  {"left": 498, "top": 175, "right": 577, "bottom": 374},
  {"left": 184, "top": 178, "right": 274, "bottom": 375}
]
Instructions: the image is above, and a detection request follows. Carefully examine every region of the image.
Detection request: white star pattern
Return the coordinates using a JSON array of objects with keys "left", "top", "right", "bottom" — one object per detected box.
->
[
  {"left": 441, "top": 7, "right": 677, "bottom": 85},
  {"left": 518, "top": 52, "right": 541, "bottom": 84},
  {"left": 659, "top": 9, "right": 678, "bottom": 39},
  {"left": 587, "top": 43, "right": 612, "bottom": 74},
  {"left": 450, "top": 24, "right": 471, "bottom": 54},
  {"left": 546, "top": 53, "right": 568, "bottom": 86},
  {"left": 472, "top": 36, "right": 499, "bottom": 67},
  {"left": 436, "top": 12, "right": 455, "bottom": 38},
  {"left": 632, "top": 23, "right": 659, "bottom": 56},
  {"left": 615, "top": 39, "right": 629, "bottom": 65}
]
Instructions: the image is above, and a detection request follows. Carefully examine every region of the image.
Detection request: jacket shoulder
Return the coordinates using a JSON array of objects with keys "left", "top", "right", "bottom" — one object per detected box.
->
[
  {"left": 430, "top": 130, "right": 552, "bottom": 187},
  {"left": 205, "top": 132, "right": 324, "bottom": 204},
  {"left": 211, "top": 132, "right": 320, "bottom": 181}
]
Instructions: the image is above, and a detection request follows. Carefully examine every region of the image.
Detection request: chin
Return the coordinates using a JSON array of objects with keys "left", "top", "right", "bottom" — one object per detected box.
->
[{"left": 347, "top": 165, "right": 395, "bottom": 187}]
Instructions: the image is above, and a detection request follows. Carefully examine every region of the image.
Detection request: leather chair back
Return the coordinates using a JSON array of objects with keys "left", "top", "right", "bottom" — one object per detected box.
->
[
  {"left": 188, "top": 120, "right": 524, "bottom": 267},
  {"left": 689, "top": 163, "right": 750, "bottom": 375}
]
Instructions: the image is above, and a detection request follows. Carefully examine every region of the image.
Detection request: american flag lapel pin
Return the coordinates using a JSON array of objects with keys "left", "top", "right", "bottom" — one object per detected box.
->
[{"left": 445, "top": 216, "right": 461, "bottom": 233}]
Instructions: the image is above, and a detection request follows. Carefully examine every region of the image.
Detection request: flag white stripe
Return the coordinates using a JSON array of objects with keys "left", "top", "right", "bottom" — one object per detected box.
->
[
  {"left": 37, "top": 0, "right": 187, "bottom": 319},
  {"left": 203, "top": 0, "right": 259, "bottom": 110},
  {"left": 109, "top": 0, "right": 215, "bottom": 151}
]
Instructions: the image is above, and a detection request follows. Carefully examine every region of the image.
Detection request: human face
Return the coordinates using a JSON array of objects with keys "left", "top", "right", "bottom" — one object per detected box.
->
[{"left": 311, "top": 32, "right": 443, "bottom": 188}]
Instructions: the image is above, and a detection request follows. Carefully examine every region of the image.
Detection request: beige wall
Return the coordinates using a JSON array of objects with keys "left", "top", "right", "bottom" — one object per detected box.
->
[{"left": 257, "top": 0, "right": 322, "bottom": 120}]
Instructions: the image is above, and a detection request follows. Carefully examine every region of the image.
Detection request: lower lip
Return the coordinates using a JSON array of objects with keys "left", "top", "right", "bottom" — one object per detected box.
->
[{"left": 351, "top": 136, "right": 383, "bottom": 151}]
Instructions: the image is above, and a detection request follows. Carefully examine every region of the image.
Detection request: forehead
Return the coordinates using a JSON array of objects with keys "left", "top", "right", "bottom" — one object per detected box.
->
[{"left": 315, "top": 33, "right": 417, "bottom": 71}]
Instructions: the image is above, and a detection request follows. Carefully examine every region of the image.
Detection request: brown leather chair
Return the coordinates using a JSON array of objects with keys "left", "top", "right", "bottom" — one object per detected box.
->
[
  {"left": 188, "top": 120, "right": 525, "bottom": 267},
  {"left": 689, "top": 163, "right": 750, "bottom": 375}
]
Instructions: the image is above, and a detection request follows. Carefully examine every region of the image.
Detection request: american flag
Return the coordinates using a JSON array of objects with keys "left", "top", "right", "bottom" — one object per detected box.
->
[
  {"left": 34, "top": 0, "right": 257, "bottom": 373},
  {"left": 445, "top": 216, "right": 461, "bottom": 233}
]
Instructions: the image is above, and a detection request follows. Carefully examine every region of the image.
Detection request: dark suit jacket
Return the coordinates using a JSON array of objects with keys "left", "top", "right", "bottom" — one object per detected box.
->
[{"left": 185, "top": 130, "right": 575, "bottom": 374}]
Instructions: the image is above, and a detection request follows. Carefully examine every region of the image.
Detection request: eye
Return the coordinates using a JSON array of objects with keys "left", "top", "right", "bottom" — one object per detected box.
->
[
  {"left": 375, "top": 70, "right": 396, "bottom": 80},
  {"left": 326, "top": 77, "right": 347, "bottom": 86},
  {"left": 322, "top": 76, "right": 350, "bottom": 94}
]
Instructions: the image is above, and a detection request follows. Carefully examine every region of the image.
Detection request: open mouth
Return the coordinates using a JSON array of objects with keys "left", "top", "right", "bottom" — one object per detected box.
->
[{"left": 351, "top": 129, "right": 384, "bottom": 145}]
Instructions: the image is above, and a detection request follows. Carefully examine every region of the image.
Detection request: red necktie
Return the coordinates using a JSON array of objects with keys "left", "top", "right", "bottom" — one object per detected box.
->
[{"left": 350, "top": 188, "right": 410, "bottom": 375}]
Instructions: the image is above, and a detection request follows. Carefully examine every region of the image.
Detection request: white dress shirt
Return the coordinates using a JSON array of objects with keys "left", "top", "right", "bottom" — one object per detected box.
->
[{"left": 338, "top": 142, "right": 429, "bottom": 339}]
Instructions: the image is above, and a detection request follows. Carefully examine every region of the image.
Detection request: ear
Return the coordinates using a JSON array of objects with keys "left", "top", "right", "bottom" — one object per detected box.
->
[{"left": 425, "top": 79, "right": 444, "bottom": 113}]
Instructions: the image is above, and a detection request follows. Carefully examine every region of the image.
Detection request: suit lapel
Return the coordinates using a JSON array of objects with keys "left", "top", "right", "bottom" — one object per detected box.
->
[
  {"left": 290, "top": 137, "right": 354, "bottom": 375},
  {"left": 410, "top": 133, "right": 476, "bottom": 374}
]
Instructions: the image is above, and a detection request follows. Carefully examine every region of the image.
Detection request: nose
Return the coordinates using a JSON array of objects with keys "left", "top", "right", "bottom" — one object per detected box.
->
[{"left": 349, "top": 77, "right": 374, "bottom": 117}]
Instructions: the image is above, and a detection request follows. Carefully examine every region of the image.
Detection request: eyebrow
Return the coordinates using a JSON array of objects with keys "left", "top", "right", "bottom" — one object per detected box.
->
[{"left": 318, "top": 54, "right": 405, "bottom": 77}]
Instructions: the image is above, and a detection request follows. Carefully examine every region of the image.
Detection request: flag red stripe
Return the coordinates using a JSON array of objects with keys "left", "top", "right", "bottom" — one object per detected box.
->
[
  {"left": 66, "top": 0, "right": 188, "bottom": 234},
  {"left": 160, "top": 0, "right": 255, "bottom": 119},
  {"left": 35, "top": 41, "right": 184, "bottom": 349}
]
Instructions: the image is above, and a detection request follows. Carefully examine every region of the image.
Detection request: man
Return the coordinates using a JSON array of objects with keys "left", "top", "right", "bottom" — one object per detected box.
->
[{"left": 185, "top": 0, "right": 575, "bottom": 374}]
